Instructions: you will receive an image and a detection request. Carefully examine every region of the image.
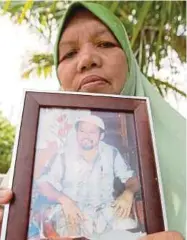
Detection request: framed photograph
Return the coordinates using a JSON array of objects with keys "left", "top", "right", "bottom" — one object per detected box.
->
[{"left": 1, "top": 91, "right": 167, "bottom": 240}]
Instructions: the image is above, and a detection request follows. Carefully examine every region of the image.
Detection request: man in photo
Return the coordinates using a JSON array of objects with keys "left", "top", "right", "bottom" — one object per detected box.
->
[{"left": 36, "top": 114, "right": 140, "bottom": 239}]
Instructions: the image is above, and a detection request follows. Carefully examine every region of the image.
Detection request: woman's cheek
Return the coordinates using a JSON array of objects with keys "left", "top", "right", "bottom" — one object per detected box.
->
[{"left": 58, "top": 65, "right": 68, "bottom": 88}]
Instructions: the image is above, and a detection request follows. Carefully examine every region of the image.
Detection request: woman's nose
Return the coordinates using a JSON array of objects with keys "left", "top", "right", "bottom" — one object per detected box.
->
[{"left": 77, "top": 45, "right": 102, "bottom": 73}]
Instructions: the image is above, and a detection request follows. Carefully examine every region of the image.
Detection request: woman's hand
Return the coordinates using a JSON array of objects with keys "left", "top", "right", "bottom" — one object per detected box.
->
[
  {"left": 0, "top": 188, "right": 13, "bottom": 225},
  {"left": 140, "top": 231, "right": 184, "bottom": 239}
]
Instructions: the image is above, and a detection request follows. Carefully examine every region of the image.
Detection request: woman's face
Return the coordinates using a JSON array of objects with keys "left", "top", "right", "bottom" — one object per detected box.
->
[{"left": 57, "top": 10, "right": 128, "bottom": 94}]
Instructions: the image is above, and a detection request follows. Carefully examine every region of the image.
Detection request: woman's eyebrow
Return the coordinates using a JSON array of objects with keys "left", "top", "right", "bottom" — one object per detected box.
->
[
  {"left": 59, "top": 28, "right": 112, "bottom": 48},
  {"left": 59, "top": 40, "right": 76, "bottom": 48},
  {"left": 94, "top": 28, "right": 110, "bottom": 37}
]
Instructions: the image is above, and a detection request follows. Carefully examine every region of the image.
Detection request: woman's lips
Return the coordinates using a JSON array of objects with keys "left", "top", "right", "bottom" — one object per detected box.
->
[{"left": 79, "top": 75, "right": 109, "bottom": 90}]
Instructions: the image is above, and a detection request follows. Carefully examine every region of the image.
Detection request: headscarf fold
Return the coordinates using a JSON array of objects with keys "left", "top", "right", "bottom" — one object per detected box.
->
[{"left": 54, "top": 2, "right": 186, "bottom": 237}]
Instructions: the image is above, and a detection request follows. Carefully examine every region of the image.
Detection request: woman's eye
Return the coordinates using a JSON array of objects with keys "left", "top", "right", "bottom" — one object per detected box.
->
[
  {"left": 97, "top": 41, "right": 116, "bottom": 48},
  {"left": 63, "top": 50, "right": 77, "bottom": 60}
]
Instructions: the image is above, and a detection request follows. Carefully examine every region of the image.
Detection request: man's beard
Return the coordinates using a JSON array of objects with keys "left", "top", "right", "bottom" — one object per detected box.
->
[{"left": 80, "top": 139, "right": 95, "bottom": 150}]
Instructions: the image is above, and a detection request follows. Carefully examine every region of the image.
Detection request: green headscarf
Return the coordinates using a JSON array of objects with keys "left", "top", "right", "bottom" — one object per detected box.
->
[{"left": 54, "top": 2, "right": 186, "bottom": 237}]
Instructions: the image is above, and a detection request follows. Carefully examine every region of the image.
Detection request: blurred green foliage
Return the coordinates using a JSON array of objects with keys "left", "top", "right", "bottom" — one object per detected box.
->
[{"left": 0, "top": 111, "right": 15, "bottom": 173}]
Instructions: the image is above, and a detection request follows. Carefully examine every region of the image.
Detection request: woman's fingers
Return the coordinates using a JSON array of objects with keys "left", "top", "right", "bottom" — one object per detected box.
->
[
  {"left": 0, "top": 188, "right": 13, "bottom": 204},
  {"left": 139, "top": 231, "right": 184, "bottom": 240},
  {"left": 0, "top": 189, "right": 13, "bottom": 225},
  {"left": 0, "top": 207, "right": 4, "bottom": 224}
]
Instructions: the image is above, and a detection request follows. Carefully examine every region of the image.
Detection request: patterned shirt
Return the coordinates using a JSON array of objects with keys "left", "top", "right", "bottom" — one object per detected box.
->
[{"left": 39, "top": 141, "right": 134, "bottom": 209}]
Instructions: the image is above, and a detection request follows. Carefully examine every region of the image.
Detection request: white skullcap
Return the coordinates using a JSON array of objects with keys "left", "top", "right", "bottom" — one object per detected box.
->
[{"left": 76, "top": 115, "right": 105, "bottom": 131}]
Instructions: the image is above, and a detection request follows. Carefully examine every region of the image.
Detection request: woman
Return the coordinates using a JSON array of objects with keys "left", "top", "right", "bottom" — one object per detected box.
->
[{"left": 0, "top": 2, "right": 185, "bottom": 239}]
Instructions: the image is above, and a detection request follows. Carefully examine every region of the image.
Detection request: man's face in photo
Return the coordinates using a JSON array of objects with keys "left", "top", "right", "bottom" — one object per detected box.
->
[{"left": 77, "top": 121, "right": 102, "bottom": 150}]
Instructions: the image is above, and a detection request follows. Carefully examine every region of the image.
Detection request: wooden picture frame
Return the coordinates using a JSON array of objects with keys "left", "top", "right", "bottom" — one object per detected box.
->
[{"left": 1, "top": 91, "right": 166, "bottom": 240}]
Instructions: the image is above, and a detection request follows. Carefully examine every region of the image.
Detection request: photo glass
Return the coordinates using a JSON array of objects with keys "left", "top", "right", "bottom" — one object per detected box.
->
[{"left": 28, "top": 108, "right": 146, "bottom": 240}]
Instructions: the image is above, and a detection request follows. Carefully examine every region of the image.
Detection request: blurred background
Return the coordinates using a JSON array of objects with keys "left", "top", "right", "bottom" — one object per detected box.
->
[{"left": 0, "top": 0, "right": 186, "bottom": 174}]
